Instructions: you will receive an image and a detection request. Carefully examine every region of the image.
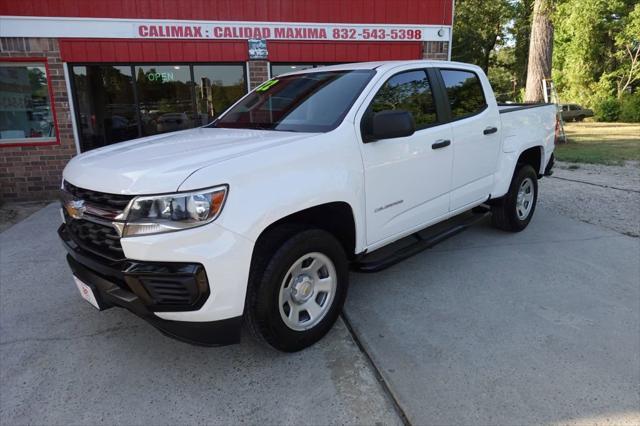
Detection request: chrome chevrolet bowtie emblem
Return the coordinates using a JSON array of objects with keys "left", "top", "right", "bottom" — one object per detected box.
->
[{"left": 64, "top": 199, "right": 86, "bottom": 219}]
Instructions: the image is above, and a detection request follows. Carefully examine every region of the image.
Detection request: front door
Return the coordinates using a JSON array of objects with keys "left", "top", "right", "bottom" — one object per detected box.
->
[{"left": 360, "top": 68, "right": 453, "bottom": 246}]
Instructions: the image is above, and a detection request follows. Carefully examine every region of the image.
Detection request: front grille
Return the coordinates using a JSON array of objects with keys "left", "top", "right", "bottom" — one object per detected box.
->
[
  {"left": 65, "top": 215, "right": 125, "bottom": 261},
  {"left": 62, "top": 181, "right": 134, "bottom": 262},
  {"left": 64, "top": 181, "right": 132, "bottom": 210}
]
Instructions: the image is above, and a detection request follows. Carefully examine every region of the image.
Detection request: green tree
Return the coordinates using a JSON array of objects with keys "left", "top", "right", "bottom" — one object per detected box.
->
[
  {"left": 512, "top": 0, "right": 535, "bottom": 88},
  {"left": 553, "top": 0, "right": 637, "bottom": 105},
  {"left": 612, "top": 3, "right": 640, "bottom": 97},
  {"left": 489, "top": 47, "right": 519, "bottom": 101},
  {"left": 452, "top": 0, "right": 515, "bottom": 73},
  {"left": 452, "top": 0, "right": 639, "bottom": 120}
]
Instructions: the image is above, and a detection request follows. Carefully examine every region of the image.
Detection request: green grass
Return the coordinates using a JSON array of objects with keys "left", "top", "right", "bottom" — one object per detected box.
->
[{"left": 555, "top": 122, "right": 640, "bottom": 165}]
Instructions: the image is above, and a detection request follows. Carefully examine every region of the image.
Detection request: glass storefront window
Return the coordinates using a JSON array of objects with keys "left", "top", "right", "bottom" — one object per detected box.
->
[
  {"left": 135, "top": 65, "right": 195, "bottom": 136},
  {"left": 0, "top": 61, "right": 56, "bottom": 145},
  {"left": 72, "top": 65, "right": 137, "bottom": 151},
  {"left": 193, "top": 65, "right": 246, "bottom": 126},
  {"left": 70, "top": 64, "right": 247, "bottom": 152}
]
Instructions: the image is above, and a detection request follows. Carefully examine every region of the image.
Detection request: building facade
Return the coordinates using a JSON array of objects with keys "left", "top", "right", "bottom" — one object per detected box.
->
[{"left": 0, "top": 0, "right": 453, "bottom": 200}]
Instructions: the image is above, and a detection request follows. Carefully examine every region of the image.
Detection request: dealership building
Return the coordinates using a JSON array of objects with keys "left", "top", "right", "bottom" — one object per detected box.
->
[{"left": 0, "top": 0, "right": 453, "bottom": 200}]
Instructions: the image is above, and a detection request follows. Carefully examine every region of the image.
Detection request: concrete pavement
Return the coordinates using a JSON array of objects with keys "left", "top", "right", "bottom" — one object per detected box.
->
[
  {"left": 1, "top": 201, "right": 639, "bottom": 425},
  {"left": 345, "top": 209, "right": 640, "bottom": 425},
  {"left": 0, "top": 204, "right": 400, "bottom": 425}
]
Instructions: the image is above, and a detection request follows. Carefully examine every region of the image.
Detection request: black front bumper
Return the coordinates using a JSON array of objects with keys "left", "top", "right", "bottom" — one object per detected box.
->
[{"left": 59, "top": 224, "right": 242, "bottom": 346}]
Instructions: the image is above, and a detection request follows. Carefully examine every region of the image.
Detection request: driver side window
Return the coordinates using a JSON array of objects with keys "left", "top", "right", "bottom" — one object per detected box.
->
[{"left": 369, "top": 70, "right": 438, "bottom": 129}]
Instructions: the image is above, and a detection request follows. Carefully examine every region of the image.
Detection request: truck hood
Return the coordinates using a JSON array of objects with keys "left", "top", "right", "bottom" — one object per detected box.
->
[{"left": 63, "top": 127, "right": 316, "bottom": 194}]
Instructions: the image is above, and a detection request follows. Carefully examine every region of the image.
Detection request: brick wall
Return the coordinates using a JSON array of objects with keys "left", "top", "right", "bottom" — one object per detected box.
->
[
  {"left": 247, "top": 60, "right": 270, "bottom": 89},
  {"left": 1, "top": 37, "right": 76, "bottom": 202},
  {"left": 423, "top": 41, "right": 449, "bottom": 60}
]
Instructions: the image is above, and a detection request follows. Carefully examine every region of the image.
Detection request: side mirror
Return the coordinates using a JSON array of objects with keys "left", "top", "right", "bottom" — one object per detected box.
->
[{"left": 365, "top": 110, "right": 415, "bottom": 142}]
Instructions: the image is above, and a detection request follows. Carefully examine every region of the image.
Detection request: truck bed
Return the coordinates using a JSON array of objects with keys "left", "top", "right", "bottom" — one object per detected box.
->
[{"left": 498, "top": 102, "right": 557, "bottom": 175}]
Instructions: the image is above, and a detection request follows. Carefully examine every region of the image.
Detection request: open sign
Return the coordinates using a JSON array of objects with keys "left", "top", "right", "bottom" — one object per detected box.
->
[{"left": 147, "top": 72, "right": 174, "bottom": 82}]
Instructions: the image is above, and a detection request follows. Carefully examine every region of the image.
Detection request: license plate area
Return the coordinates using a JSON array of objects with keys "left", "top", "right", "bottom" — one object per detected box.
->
[{"left": 73, "top": 276, "right": 103, "bottom": 310}]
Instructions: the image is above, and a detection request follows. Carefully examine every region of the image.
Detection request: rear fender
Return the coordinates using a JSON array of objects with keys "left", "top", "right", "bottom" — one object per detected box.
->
[{"left": 492, "top": 145, "right": 546, "bottom": 199}]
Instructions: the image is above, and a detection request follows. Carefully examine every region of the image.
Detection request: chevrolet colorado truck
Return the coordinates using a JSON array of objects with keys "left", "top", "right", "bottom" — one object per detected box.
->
[{"left": 59, "top": 61, "right": 556, "bottom": 352}]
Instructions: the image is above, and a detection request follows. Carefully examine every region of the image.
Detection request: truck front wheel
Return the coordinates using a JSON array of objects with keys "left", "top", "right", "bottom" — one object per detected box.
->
[
  {"left": 491, "top": 164, "right": 538, "bottom": 232},
  {"left": 246, "top": 227, "right": 349, "bottom": 352}
]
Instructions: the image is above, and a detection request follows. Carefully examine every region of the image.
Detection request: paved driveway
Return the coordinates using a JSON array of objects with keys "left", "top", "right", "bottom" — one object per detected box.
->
[
  {"left": 0, "top": 205, "right": 399, "bottom": 425},
  {"left": 346, "top": 209, "right": 640, "bottom": 425},
  {"left": 1, "top": 202, "right": 639, "bottom": 425}
]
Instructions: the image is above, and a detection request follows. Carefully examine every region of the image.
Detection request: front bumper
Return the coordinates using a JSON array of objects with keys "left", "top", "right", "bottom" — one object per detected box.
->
[{"left": 59, "top": 224, "right": 242, "bottom": 346}]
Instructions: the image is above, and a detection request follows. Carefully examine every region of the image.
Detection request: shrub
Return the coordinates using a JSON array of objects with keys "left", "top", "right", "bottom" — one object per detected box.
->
[
  {"left": 619, "top": 93, "right": 640, "bottom": 122},
  {"left": 594, "top": 98, "right": 621, "bottom": 122}
]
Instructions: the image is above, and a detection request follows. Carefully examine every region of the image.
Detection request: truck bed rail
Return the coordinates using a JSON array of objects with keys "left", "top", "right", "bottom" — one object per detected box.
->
[{"left": 498, "top": 103, "right": 553, "bottom": 114}]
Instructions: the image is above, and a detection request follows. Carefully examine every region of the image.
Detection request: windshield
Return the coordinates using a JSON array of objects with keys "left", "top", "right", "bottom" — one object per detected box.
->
[{"left": 210, "top": 70, "right": 375, "bottom": 132}]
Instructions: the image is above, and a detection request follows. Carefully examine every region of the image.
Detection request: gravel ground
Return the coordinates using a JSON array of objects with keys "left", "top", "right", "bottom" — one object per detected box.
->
[{"left": 539, "top": 161, "right": 640, "bottom": 237}]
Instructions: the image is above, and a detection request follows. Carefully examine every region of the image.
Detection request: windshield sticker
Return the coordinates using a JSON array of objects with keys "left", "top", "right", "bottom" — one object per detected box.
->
[{"left": 256, "top": 79, "right": 279, "bottom": 92}]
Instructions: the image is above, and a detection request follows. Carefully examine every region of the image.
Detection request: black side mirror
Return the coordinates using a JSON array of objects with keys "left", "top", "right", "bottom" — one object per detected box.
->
[{"left": 365, "top": 110, "right": 415, "bottom": 142}]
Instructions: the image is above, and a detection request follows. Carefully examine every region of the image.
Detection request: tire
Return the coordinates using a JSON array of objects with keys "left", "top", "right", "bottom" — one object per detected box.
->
[
  {"left": 246, "top": 226, "right": 349, "bottom": 352},
  {"left": 576, "top": 115, "right": 585, "bottom": 122},
  {"left": 491, "top": 164, "right": 538, "bottom": 232}
]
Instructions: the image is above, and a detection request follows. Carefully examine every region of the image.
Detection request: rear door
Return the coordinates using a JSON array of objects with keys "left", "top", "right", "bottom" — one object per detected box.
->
[
  {"left": 437, "top": 68, "right": 502, "bottom": 211},
  {"left": 358, "top": 68, "right": 453, "bottom": 246}
]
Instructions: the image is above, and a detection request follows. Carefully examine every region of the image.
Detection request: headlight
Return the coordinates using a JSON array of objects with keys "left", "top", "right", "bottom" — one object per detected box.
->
[{"left": 123, "top": 185, "right": 228, "bottom": 237}]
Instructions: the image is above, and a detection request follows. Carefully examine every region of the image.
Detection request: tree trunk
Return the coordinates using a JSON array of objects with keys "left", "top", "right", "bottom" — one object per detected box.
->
[
  {"left": 524, "top": 0, "right": 554, "bottom": 103},
  {"left": 482, "top": 35, "right": 498, "bottom": 74}
]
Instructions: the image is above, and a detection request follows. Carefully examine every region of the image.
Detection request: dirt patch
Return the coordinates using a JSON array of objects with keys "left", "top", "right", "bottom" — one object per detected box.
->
[{"left": 0, "top": 201, "right": 52, "bottom": 233}]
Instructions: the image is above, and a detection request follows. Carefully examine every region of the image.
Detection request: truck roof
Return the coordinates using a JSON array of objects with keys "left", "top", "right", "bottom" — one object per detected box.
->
[{"left": 279, "top": 60, "right": 479, "bottom": 76}]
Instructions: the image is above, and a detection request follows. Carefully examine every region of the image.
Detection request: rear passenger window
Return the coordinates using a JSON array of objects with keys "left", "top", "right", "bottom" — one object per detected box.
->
[
  {"left": 440, "top": 69, "right": 487, "bottom": 119},
  {"left": 369, "top": 70, "right": 438, "bottom": 129}
]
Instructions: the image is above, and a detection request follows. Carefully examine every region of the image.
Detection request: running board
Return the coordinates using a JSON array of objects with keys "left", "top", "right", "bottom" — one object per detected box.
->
[{"left": 352, "top": 208, "right": 491, "bottom": 273}]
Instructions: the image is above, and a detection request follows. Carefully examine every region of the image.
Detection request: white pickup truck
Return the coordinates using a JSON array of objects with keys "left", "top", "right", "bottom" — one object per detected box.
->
[{"left": 59, "top": 61, "right": 556, "bottom": 351}]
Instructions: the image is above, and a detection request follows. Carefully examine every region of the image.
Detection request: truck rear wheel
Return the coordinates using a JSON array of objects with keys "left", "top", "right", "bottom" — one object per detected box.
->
[
  {"left": 491, "top": 164, "right": 538, "bottom": 232},
  {"left": 246, "top": 226, "right": 349, "bottom": 352}
]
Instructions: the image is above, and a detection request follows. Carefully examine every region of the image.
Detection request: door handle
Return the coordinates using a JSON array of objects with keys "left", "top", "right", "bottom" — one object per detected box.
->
[
  {"left": 432, "top": 139, "right": 451, "bottom": 149},
  {"left": 483, "top": 126, "right": 498, "bottom": 135}
]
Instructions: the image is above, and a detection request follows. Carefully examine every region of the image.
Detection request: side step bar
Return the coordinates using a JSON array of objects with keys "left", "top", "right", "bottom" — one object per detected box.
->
[{"left": 352, "top": 208, "right": 491, "bottom": 273}]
